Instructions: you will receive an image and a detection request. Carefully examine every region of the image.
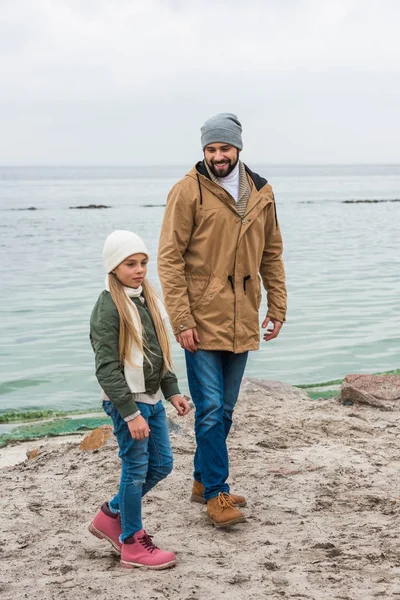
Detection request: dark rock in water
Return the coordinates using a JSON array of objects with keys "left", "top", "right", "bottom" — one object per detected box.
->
[
  {"left": 343, "top": 199, "right": 400, "bottom": 204},
  {"left": 69, "top": 204, "right": 110, "bottom": 209},
  {"left": 339, "top": 374, "right": 400, "bottom": 410},
  {"left": 141, "top": 204, "right": 166, "bottom": 207},
  {"left": 12, "top": 207, "right": 38, "bottom": 211}
]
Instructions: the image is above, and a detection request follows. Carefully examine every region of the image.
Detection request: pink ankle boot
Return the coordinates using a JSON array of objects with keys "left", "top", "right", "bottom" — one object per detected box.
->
[
  {"left": 120, "top": 529, "right": 176, "bottom": 570},
  {"left": 88, "top": 502, "right": 122, "bottom": 553}
]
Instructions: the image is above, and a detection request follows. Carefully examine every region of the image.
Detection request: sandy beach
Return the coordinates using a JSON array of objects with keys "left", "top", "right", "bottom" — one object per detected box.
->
[{"left": 1, "top": 378, "right": 400, "bottom": 600}]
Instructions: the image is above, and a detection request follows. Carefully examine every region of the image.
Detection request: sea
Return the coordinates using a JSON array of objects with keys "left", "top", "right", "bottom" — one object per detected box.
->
[{"left": 0, "top": 164, "right": 399, "bottom": 441}]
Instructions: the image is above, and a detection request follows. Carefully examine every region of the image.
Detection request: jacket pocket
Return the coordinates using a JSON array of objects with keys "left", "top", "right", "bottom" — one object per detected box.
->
[
  {"left": 186, "top": 276, "right": 211, "bottom": 311},
  {"left": 187, "top": 276, "right": 224, "bottom": 313},
  {"left": 192, "top": 277, "right": 225, "bottom": 313}
]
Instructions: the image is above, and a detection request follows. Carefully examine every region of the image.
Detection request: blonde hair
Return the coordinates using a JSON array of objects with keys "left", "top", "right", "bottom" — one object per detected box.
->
[{"left": 108, "top": 273, "right": 172, "bottom": 374}]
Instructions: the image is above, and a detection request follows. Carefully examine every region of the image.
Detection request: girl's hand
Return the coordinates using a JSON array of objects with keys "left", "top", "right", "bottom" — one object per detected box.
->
[
  {"left": 169, "top": 395, "right": 190, "bottom": 416},
  {"left": 128, "top": 415, "right": 150, "bottom": 440}
]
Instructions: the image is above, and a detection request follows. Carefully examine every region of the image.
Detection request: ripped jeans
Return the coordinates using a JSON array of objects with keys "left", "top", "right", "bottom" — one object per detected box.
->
[{"left": 102, "top": 400, "right": 173, "bottom": 540}]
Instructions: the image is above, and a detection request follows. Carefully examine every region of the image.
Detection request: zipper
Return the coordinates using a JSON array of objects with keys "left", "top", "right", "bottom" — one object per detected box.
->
[
  {"left": 231, "top": 219, "right": 243, "bottom": 353},
  {"left": 204, "top": 176, "right": 243, "bottom": 350}
]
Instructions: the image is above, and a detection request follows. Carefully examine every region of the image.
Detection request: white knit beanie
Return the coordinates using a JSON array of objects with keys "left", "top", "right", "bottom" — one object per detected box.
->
[{"left": 102, "top": 230, "right": 149, "bottom": 273}]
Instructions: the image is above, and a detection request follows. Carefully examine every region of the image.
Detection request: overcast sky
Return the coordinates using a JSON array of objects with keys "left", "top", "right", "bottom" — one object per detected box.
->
[{"left": 0, "top": 0, "right": 399, "bottom": 165}]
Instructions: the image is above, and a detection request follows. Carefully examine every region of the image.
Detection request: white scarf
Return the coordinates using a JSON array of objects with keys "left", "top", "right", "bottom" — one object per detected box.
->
[{"left": 104, "top": 275, "right": 168, "bottom": 393}]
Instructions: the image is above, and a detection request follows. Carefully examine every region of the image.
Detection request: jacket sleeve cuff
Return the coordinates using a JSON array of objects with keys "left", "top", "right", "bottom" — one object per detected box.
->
[
  {"left": 123, "top": 410, "right": 141, "bottom": 422},
  {"left": 267, "top": 309, "right": 286, "bottom": 323},
  {"left": 161, "top": 379, "right": 181, "bottom": 400},
  {"left": 172, "top": 315, "right": 197, "bottom": 336},
  {"left": 115, "top": 396, "right": 139, "bottom": 419},
  {"left": 166, "top": 394, "right": 180, "bottom": 402}
]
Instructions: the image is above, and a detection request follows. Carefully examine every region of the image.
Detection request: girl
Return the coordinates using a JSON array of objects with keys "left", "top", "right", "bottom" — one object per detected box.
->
[{"left": 88, "top": 230, "right": 190, "bottom": 570}]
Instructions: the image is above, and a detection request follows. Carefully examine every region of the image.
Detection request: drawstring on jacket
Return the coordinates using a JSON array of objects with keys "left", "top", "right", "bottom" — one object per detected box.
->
[
  {"left": 196, "top": 174, "right": 203, "bottom": 206},
  {"left": 272, "top": 193, "right": 279, "bottom": 228},
  {"left": 228, "top": 275, "right": 251, "bottom": 294}
]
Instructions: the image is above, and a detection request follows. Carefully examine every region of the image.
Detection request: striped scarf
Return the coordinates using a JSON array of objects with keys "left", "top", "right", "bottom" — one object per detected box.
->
[{"left": 204, "top": 160, "right": 251, "bottom": 217}]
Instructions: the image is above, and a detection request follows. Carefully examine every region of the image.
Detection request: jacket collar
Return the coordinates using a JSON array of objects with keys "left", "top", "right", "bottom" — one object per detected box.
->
[{"left": 195, "top": 160, "right": 268, "bottom": 192}]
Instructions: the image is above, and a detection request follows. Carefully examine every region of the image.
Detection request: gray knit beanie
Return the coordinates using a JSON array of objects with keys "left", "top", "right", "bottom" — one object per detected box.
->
[{"left": 201, "top": 113, "right": 243, "bottom": 150}]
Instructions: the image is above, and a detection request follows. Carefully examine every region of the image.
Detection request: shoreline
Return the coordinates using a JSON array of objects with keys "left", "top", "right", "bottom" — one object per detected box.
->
[
  {"left": 1, "top": 367, "right": 398, "bottom": 421},
  {"left": 0, "top": 412, "right": 109, "bottom": 448},
  {"left": 1, "top": 369, "right": 398, "bottom": 449}
]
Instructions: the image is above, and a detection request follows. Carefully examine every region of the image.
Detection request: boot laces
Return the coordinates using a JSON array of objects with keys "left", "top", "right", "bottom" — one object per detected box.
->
[
  {"left": 138, "top": 532, "right": 159, "bottom": 553},
  {"left": 217, "top": 492, "right": 234, "bottom": 509}
]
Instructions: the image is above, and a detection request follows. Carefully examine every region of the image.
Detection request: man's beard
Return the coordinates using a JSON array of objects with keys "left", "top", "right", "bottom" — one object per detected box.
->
[{"left": 206, "top": 155, "right": 239, "bottom": 178}]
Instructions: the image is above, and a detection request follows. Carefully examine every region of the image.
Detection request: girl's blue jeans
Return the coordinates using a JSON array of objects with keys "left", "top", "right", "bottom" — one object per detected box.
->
[
  {"left": 185, "top": 349, "right": 248, "bottom": 501},
  {"left": 102, "top": 399, "right": 173, "bottom": 541}
]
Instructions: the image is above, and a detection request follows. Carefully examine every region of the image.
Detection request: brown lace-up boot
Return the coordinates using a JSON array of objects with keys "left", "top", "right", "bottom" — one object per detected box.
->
[
  {"left": 206, "top": 492, "right": 246, "bottom": 527},
  {"left": 191, "top": 480, "right": 247, "bottom": 507}
]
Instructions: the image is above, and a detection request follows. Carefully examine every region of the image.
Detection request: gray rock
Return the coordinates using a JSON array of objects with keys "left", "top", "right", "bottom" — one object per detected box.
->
[
  {"left": 69, "top": 204, "right": 110, "bottom": 209},
  {"left": 339, "top": 374, "right": 400, "bottom": 410},
  {"left": 242, "top": 378, "right": 310, "bottom": 402}
]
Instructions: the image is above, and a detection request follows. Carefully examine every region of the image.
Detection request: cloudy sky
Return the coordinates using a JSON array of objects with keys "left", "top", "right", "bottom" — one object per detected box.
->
[{"left": 0, "top": 0, "right": 399, "bottom": 165}]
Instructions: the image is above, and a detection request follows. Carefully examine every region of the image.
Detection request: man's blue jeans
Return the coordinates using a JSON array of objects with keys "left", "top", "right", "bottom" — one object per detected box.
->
[
  {"left": 102, "top": 400, "right": 173, "bottom": 541},
  {"left": 185, "top": 350, "right": 248, "bottom": 501}
]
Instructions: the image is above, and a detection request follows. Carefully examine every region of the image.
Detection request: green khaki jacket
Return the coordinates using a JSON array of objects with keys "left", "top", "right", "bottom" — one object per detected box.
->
[{"left": 90, "top": 290, "right": 180, "bottom": 418}]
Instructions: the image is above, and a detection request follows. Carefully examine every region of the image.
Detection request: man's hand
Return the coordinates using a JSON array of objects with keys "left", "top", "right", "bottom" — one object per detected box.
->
[
  {"left": 128, "top": 415, "right": 151, "bottom": 440},
  {"left": 175, "top": 328, "right": 200, "bottom": 353},
  {"left": 169, "top": 395, "right": 191, "bottom": 416},
  {"left": 262, "top": 316, "right": 283, "bottom": 342}
]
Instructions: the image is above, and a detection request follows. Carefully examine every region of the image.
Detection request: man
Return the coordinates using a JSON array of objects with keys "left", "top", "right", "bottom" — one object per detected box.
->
[{"left": 158, "top": 113, "right": 287, "bottom": 527}]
